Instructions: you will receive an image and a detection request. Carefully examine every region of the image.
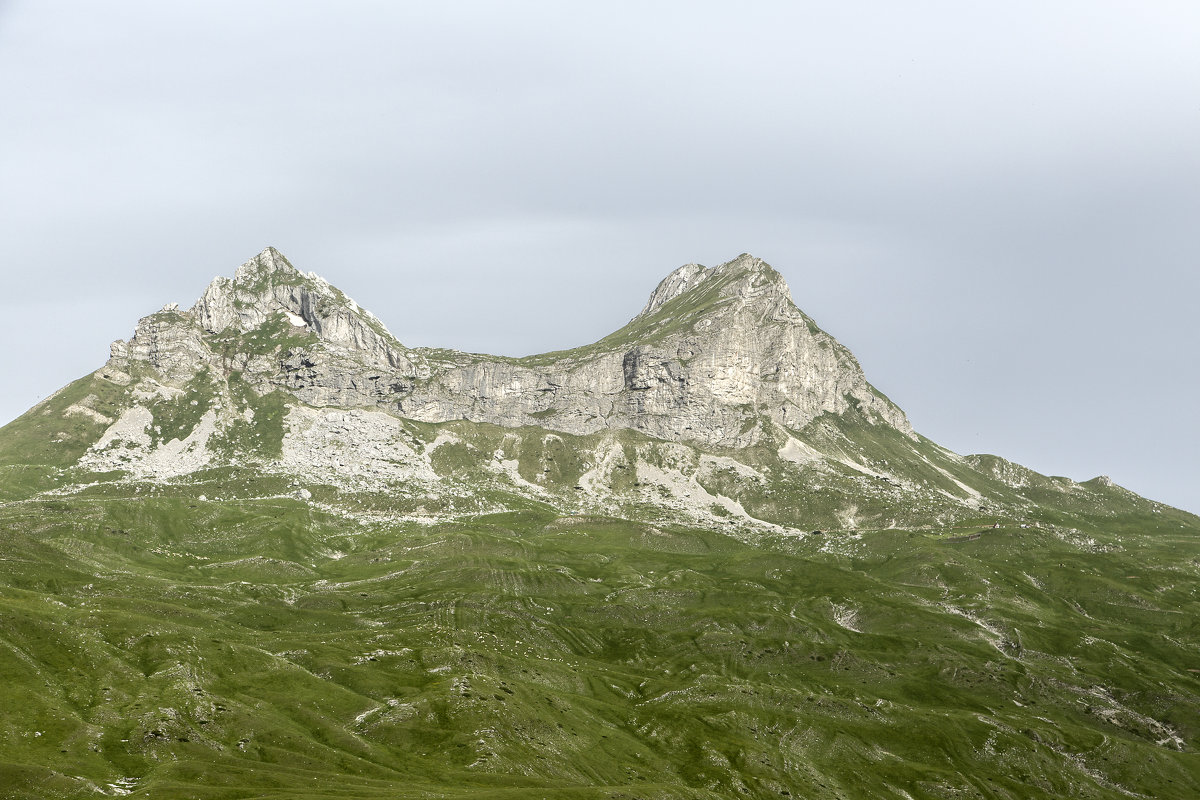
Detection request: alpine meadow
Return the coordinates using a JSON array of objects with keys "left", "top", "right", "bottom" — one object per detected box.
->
[{"left": 1, "top": 248, "right": 1198, "bottom": 800}]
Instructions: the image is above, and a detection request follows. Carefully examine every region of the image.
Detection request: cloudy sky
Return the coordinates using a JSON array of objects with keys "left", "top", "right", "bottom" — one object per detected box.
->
[{"left": 2, "top": 2, "right": 1197, "bottom": 512}]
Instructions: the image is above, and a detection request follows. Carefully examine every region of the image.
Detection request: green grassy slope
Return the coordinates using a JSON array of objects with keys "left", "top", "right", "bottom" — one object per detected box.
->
[
  {"left": 1, "top": 483, "right": 1198, "bottom": 799},
  {"left": 4, "top": 252, "right": 1199, "bottom": 798}
]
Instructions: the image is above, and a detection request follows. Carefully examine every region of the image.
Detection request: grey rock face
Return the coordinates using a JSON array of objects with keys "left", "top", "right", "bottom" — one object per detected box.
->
[
  {"left": 635, "top": 262, "right": 709, "bottom": 318},
  {"left": 108, "top": 247, "right": 423, "bottom": 407},
  {"left": 192, "top": 247, "right": 414, "bottom": 372},
  {"left": 109, "top": 309, "right": 210, "bottom": 384},
  {"left": 278, "top": 346, "right": 416, "bottom": 408},
  {"left": 399, "top": 254, "right": 912, "bottom": 445},
  {"left": 105, "top": 248, "right": 913, "bottom": 448}
]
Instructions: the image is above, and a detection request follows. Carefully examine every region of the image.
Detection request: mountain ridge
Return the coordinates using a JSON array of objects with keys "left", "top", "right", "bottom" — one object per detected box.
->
[
  {"left": 1, "top": 247, "right": 1189, "bottom": 535},
  {"left": 107, "top": 247, "right": 911, "bottom": 445},
  {"left": 2, "top": 248, "right": 1199, "bottom": 800}
]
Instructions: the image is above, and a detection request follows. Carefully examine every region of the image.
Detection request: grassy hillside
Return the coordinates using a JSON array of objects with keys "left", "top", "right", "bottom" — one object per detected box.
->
[
  {"left": 3, "top": 270, "right": 1198, "bottom": 798},
  {"left": 1, "top": 478, "right": 1198, "bottom": 799}
]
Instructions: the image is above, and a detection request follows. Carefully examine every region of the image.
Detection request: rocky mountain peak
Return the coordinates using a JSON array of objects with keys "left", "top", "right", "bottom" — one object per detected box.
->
[
  {"left": 636, "top": 262, "right": 710, "bottom": 319},
  {"left": 716, "top": 252, "right": 768, "bottom": 275},
  {"left": 104, "top": 248, "right": 415, "bottom": 394},
  {"left": 193, "top": 248, "right": 405, "bottom": 361},
  {"left": 193, "top": 248, "right": 329, "bottom": 336},
  {"left": 394, "top": 251, "right": 913, "bottom": 444},
  {"left": 633, "top": 253, "right": 796, "bottom": 325},
  {"left": 100, "top": 247, "right": 913, "bottom": 456},
  {"left": 231, "top": 246, "right": 299, "bottom": 284}
]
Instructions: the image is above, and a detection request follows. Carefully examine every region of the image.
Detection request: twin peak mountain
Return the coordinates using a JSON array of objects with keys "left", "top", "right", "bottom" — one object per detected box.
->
[
  {"left": 15, "top": 246, "right": 1163, "bottom": 530},
  {"left": 105, "top": 247, "right": 912, "bottom": 450}
]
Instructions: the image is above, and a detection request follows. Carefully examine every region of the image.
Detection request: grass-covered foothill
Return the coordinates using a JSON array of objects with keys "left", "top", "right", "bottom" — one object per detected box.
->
[
  {"left": 0, "top": 373, "right": 133, "bottom": 471},
  {"left": 3, "top": 248, "right": 1199, "bottom": 798},
  {"left": 0, "top": 480, "right": 1198, "bottom": 799}
]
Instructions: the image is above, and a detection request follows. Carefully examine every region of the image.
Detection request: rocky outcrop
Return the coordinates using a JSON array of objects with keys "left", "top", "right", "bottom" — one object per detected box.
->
[
  {"left": 635, "top": 262, "right": 709, "bottom": 318},
  {"left": 399, "top": 254, "right": 913, "bottom": 445},
  {"left": 192, "top": 247, "right": 414, "bottom": 372},
  {"left": 108, "top": 307, "right": 210, "bottom": 384},
  {"left": 278, "top": 347, "right": 416, "bottom": 408},
  {"left": 399, "top": 357, "right": 625, "bottom": 433},
  {"left": 103, "top": 248, "right": 914, "bottom": 449},
  {"left": 107, "top": 247, "right": 424, "bottom": 406}
]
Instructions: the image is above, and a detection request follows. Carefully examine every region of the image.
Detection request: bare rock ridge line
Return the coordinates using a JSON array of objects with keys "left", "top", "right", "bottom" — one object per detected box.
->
[
  {"left": 21, "top": 244, "right": 1175, "bottom": 529},
  {"left": 104, "top": 247, "right": 913, "bottom": 448}
]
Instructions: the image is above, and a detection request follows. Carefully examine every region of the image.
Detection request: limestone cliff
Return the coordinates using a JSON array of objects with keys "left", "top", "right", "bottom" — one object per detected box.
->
[
  {"left": 398, "top": 254, "right": 912, "bottom": 445},
  {"left": 104, "top": 248, "right": 913, "bottom": 448},
  {"left": 107, "top": 247, "right": 427, "bottom": 406}
]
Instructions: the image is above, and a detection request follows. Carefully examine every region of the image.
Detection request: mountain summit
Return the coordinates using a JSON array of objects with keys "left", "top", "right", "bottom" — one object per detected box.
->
[
  {"left": 2, "top": 247, "right": 1198, "bottom": 800},
  {"left": 1, "top": 248, "right": 1183, "bottom": 533},
  {"left": 111, "top": 247, "right": 417, "bottom": 387},
  {"left": 104, "top": 248, "right": 911, "bottom": 450}
]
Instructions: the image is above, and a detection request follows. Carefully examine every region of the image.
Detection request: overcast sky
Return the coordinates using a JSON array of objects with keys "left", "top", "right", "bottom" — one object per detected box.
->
[{"left": 2, "top": 2, "right": 1197, "bottom": 512}]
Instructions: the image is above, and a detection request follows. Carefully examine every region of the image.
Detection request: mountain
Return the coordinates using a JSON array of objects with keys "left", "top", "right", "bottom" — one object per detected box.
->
[
  {"left": 104, "top": 247, "right": 908, "bottom": 443},
  {"left": 1, "top": 249, "right": 1198, "bottom": 799},
  {"left": 2, "top": 247, "right": 1172, "bottom": 531}
]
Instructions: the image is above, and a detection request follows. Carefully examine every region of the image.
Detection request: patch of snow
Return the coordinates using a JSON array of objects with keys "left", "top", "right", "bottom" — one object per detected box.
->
[{"left": 282, "top": 309, "right": 307, "bottom": 327}]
